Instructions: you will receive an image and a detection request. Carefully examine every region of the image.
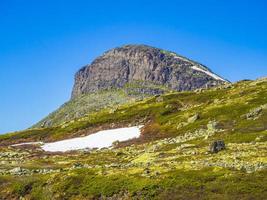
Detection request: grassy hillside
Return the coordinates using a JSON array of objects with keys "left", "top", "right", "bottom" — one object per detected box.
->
[
  {"left": 0, "top": 78, "right": 266, "bottom": 199},
  {"left": 33, "top": 81, "right": 170, "bottom": 128}
]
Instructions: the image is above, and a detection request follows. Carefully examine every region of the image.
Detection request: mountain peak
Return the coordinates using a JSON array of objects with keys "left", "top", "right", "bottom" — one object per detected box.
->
[{"left": 71, "top": 45, "right": 227, "bottom": 99}]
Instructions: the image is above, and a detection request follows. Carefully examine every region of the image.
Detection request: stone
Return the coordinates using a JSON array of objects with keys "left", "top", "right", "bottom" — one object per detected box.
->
[
  {"left": 72, "top": 162, "right": 83, "bottom": 169},
  {"left": 207, "top": 120, "right": 218, "bottom": 131},
  {"left": 115, "top": 151, "right": 125, "bottom": 156},
  {"left": 213, "top": 99, "right": 220, "bottom": 104},
  {"left": 112, "top": 140, "right": 120, "bottom": 147},
  {"left": 10, "top": 167, "right": 22, "bottom": 174},
  {"left": 187, "top": 113, "right": 200, "bottom": 123},
  {"left": 244, "top": 106, "right": 263, "bottom": 120},
  {"left": 156, "top": 96, "right": 164, "bottom": 102},
  {"left": 41, "top": 120, "right": 52, "bottom": 128},
  {"left": 210, "top": 140, "right": 226, "bottom": 153}
]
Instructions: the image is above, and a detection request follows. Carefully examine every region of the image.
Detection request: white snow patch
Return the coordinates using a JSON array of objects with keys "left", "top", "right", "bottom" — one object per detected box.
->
[
  {"left": 41, "top": 126, "right": 143, "bottom": 152},
  {"left": 191, "top": 66, "right": 226, "bottom": 81},
  {"left": 11, "top": 142, "right": 44, "bottom": 147},
  {"left": 169, "top": 52, "right": 226, "bottom": 82}
]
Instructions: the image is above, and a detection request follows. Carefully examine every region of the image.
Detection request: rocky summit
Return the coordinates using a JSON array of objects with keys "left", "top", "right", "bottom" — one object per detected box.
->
[{"left": 72, "top": 44, "right": 227, "bottom": 98}]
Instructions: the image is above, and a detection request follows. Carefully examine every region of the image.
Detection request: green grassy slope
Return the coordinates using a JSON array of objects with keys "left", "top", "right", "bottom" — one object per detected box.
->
[
  {"left": 33, "top": 81, "right": 171, "bottom": 128},
  {"left": 0, "top": 78, "right": 266, "bottom": 199}
]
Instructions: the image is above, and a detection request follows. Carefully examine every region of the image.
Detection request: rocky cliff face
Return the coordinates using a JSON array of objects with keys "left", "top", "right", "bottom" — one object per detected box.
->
[{"left": 71, "top": 45, "right": 227, "bottom": 99}]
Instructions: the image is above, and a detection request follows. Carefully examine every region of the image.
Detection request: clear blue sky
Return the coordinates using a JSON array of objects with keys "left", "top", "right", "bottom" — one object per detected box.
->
[{"left": 0, "top": 0, "right": 266, "bottom": 134}]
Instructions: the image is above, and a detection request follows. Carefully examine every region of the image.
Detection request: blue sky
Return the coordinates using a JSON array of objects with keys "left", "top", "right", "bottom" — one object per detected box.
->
[{"left": 0, "top": 0, "right": 267, "bottom": 134}]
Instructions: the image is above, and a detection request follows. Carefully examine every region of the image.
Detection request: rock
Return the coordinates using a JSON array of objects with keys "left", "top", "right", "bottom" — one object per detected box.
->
[
  {"left": 115, "top": 151, "right": 125, "bottom": 156},
  {"left": 261, "top": 104, "right": 267, "bottom": 109},
  {"left": 176, "top": 122, "right": 187, "bottom": 129},
  {"left": 72, "top": 162, "right": 83, "bottom": 169},
  {"left": 143, "top": 168, "right": 150, "bottom": 176},
  {"left": 112, "top": 140, "right": 120, "bottom": 147},
  {"left": 243, "top": 105, "right": 267, "bottom": 120},
  {"left": 207, "top": 120, "right": 218, "bottom": 131},
  {"left": 204, "top": 121, "right": 219, "bottom": 139},
  {"left": 213, "top": 99, "right": 220, "bottom": 104},
  {"left": 176, "top": 143, "right": 195, "bottom": 150},
  {"left": 210, "top": 140, "right": 226, "bottom": 153},
  {"left": 146, "top": 144, "right": 160, "bottom": 153},
  {"left": 72, "top": 45, "right": 226, "bottom": 98},
  {"left": 156, "top": 96, "right": 164, "bottom": 102},
  {"left": 9, "top": 167, "right": 30, "bottom": 175},
  {"left": 187, "top": 113, "right": 200, "bottom": 123},
  {"left": 10, "top": 167, "right": 22, "bottom": 174},
  {"left": 41, "top": 119, "right": 52, "bottom": 128},
  {"left": 255, "top": 135, "right": 264, "bottom": 142},
  {"left": 155, "top": 171, "right": 160, "bottom": 176}
]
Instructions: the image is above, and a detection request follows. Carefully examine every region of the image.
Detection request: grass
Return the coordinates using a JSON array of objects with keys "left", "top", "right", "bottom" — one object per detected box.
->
[
  {"left": 1, "top": 79, "right": 267, "bottom": 144},
  {"left": 0, "top": 79, "right": 267, "bottom": 199},
  {"left": 2, "top": 168, "right": 266, "bottom": 200}
]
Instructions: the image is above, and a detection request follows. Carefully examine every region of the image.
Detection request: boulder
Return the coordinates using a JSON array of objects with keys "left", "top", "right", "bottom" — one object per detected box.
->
[
  {"left": 210, "top": 140, "right": 225, "bottom": 153},
  {"left": 187, "top": 113, "right": 200, "bottom": 123},
  {"left": 207, "top": 120, "right": 218, "bottom": 131},
  {"left": 245, "top": 107, "right": 262, "bottom": 120}
]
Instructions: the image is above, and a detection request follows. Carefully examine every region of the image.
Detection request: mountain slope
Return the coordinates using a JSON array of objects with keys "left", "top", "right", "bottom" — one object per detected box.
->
[
  {"left": 35, "top": 45, "right": 228, "bottom": 128},
  {"left": 0, "top": 78, "right": 266, "bottom": 199}
]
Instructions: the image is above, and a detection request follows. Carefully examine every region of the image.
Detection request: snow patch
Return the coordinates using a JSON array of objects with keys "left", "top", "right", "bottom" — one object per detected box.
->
[
  {"left": 41, "top": 126, "right": 143, "bottom": 152},
  {"left": 191, "top": 66, "right": 226, "bottom": 81},
  {"left": 169, "top": 52, "right": 226, "bottom": 82}
]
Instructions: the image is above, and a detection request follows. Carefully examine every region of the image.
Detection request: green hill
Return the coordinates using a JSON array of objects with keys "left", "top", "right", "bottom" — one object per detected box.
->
[{"left": 0, "top": 78, "right": 266, "bottom": 199}]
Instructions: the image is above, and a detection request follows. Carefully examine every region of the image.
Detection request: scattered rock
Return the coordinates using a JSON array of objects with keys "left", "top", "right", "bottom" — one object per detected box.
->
[
  {"left": 10, "top": 167, "right": 22, "bottom": 174},
  {"left": 112, "top": 140, "right": 120, "bottom": 147},
  {"left": 187, "top": 113, "right": 200, "bottom": 123},
  {"left": 41, "top": 119, "right": 52, "bottom": 128},
  {"left": 255, "top": 135, "right": 264, "bottom": 142},
  {"left": 210, "top": 140, "right": 226, "bottom": 153},
  {"left": 156, "top": 96, "right": 164, "bottom": 102},
  {"left": 243, "top": 104, "right": 267, "bottom": 120},
  {"left": 176, "top": 143, "right": 195, "bottom": 150},
  {"left": 207, "top": 120, "right": 218, "bottom": 131},
  {"left": 245, "top": 107, "right": 262, "bottom": 120},
  {"left": 72, "top": 162, "right": 83, "bottom": 169},
  {"left": 213, "top": 99, "right": 220, "bottom": 104},
  {"left": 115, "top": 151, "right": 125, "bottom": 156}
]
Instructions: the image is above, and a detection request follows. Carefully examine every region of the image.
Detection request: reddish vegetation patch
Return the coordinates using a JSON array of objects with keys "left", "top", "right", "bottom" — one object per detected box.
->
[{"left": 117, "top": 120, "right": 167, "bottom": 148}]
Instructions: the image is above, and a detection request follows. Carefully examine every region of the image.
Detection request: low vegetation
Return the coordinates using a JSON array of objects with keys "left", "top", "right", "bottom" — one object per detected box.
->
[{"left": 0, "top": 78, "right": 267, "bottom": 199}]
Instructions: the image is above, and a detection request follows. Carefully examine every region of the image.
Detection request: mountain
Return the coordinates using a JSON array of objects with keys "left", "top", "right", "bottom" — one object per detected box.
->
[
  {"left": 35, "top": 45, "right": 228, "bottom": 128},
  {"left": 0, "top": 78, "right": 266, "bottom": 199},
  {"left": 72, "top": 44, "right": 226, "bottom": 98}
]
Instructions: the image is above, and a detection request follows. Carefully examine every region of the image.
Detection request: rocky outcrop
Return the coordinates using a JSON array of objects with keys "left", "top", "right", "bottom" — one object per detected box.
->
[
  {"left": 210, "top": 140, "right": 226, "bottom": 153},
  {"left": 71, "top": 45, "right": 227, "bottom": 99}
]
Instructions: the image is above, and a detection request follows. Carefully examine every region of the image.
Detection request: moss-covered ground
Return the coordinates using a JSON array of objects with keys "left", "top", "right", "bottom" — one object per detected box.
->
[{"left": 0, "top": 78, "right": 267, "bottom": 199}]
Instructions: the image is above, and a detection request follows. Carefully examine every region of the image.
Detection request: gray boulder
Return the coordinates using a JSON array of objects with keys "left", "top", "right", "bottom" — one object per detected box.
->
[{"left": 210, "top": 140, "right": 226, "bottom": 153}]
